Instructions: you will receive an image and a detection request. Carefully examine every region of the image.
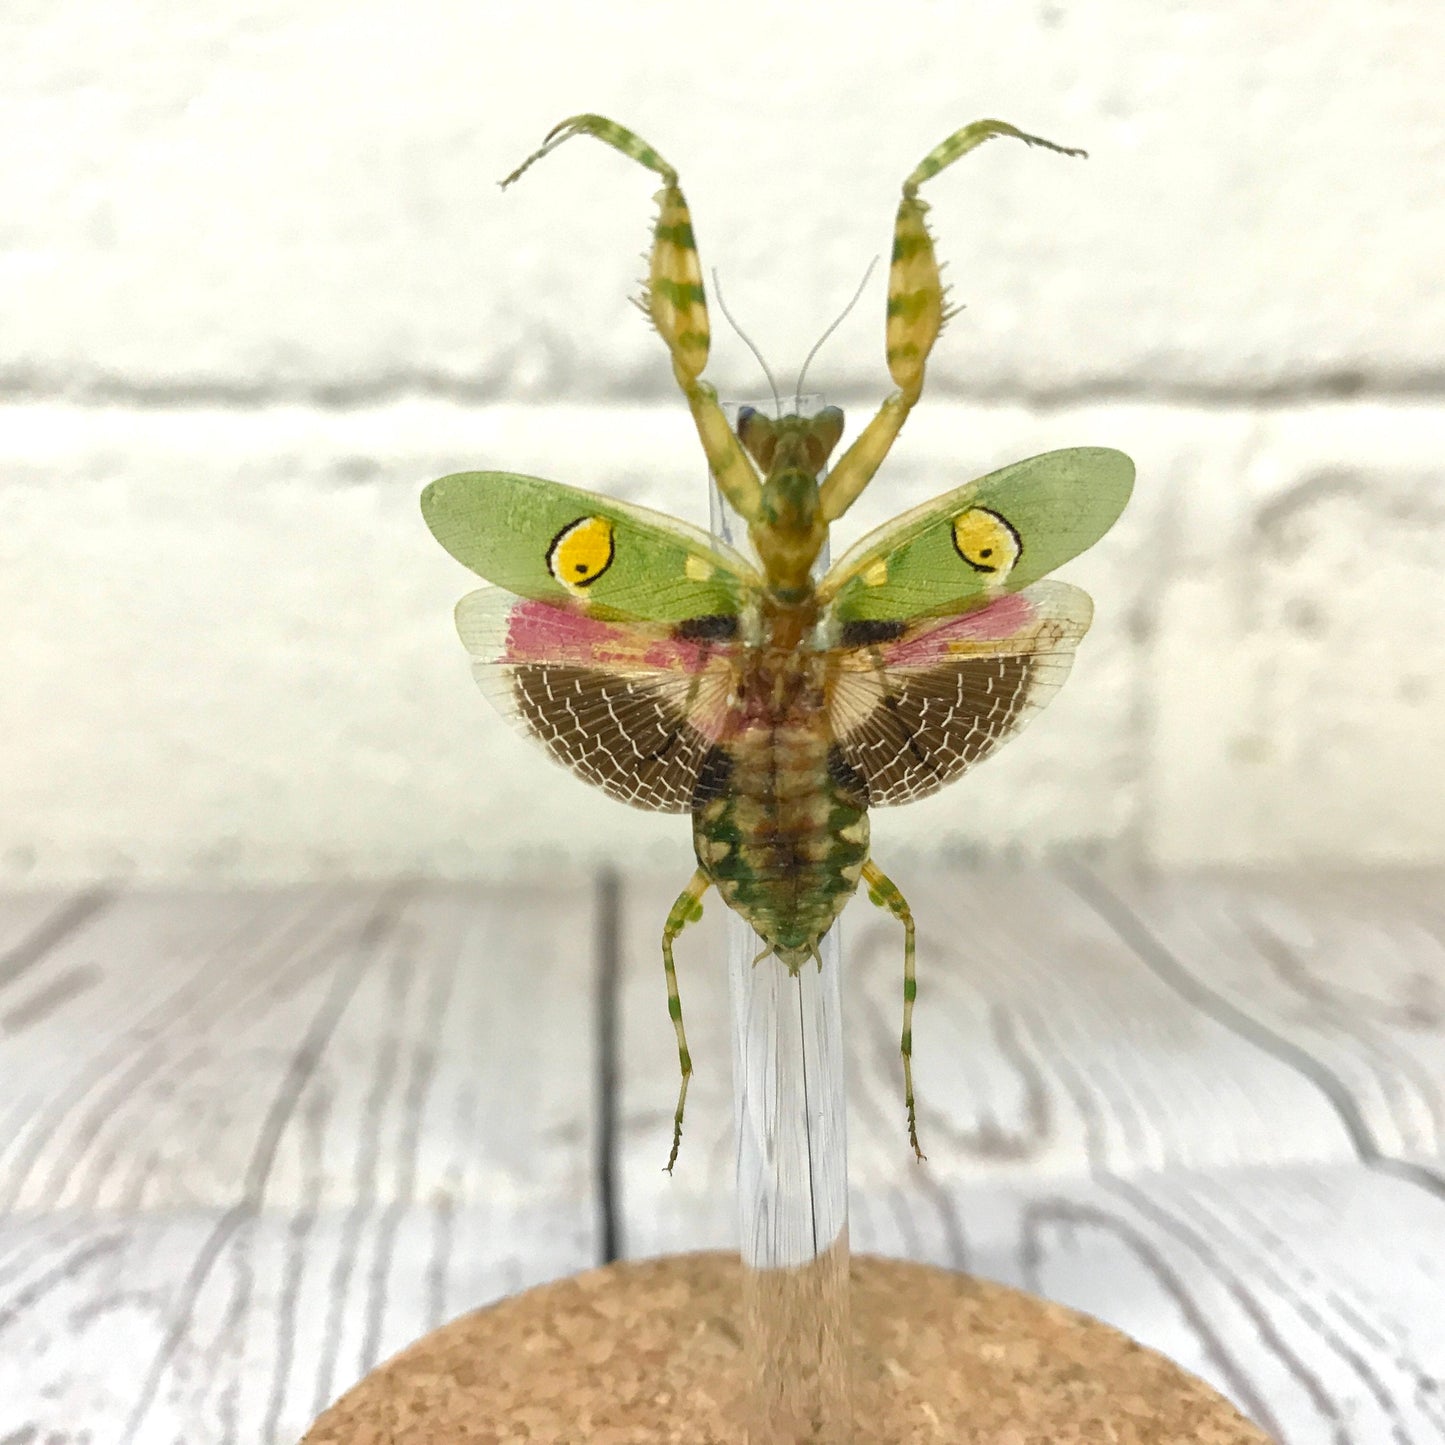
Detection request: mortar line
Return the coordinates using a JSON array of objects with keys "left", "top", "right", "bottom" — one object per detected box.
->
[{"left": 3, "top": 375, "right": 1445, "bottom": 412}]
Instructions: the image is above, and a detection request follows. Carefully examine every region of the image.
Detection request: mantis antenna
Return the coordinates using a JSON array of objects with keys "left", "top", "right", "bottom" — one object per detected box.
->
[
  {"left": 711, "top": 269, "right": 784, "bottom": 419},
  {"left": 793, "top": 255, "right": 880, "bottom": 412}
]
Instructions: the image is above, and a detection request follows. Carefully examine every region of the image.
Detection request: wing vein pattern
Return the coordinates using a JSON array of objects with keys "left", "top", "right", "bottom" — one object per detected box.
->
[
  {"left": 826, "top": 581, "right": 1093, "bottom": 807},
  {"left": 457, "top": 588, "right": 738, "bottom": 813}
]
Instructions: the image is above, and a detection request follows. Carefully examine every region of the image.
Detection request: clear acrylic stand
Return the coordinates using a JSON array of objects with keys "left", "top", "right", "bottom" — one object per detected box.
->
[{"left": 711, "top": 399, "right": 853, "bottom": 1443}]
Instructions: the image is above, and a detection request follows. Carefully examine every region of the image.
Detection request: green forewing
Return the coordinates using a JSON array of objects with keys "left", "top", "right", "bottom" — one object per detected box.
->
[
  {"left": 821, "top": 447, "right": 1133, "bottom": 622},
  {"left": 421, "top": 471, "right": 759, "bottom": 622}
]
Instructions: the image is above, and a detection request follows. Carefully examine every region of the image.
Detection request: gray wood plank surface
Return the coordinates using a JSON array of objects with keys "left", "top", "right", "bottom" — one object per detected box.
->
[
  {"left": 614, "top": 866, "right": 1363, "bottom": 1207},
  {"left": 0, "top": 1202, "right": 588, "bottom": 1445},
  {"left": 1082, "top": 868, "right": 1445, "bottom": 1171},
  {"left": 0, "top": 888, "right": 112, "bottom": 999},
  {"left": 614, "top": 867, "right": 1445, "bottom": 1445},
  {"left": 848, "top": 1163, "right": 1445, "bottom": 1445},
  {"left": 3, "top": 870, "right": 1441, "bottom": 1443},
  {"left": 0, "top": 882, "right": 601, "bottom": 1444}
]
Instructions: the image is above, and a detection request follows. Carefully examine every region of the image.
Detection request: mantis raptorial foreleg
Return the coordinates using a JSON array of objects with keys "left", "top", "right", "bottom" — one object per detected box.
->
[
  {"left": 820, "top": 120, "right": 1085, "bottom": 523},
  {"left": 503, "top": 114, "right": 763, "bottom": 522}
]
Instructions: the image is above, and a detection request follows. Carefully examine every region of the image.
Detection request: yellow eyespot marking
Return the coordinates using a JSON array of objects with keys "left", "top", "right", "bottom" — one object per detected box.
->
[
  {"left": 952, "top": 507, "right": 1021, "bottom": 576},
  {"left": 862, "top": 558, "right": 890, "bottom": 587},
  {"left": 685, "top": 554, "right": 715, "bottom": 582},
  {"left": 547, "top": 515, "right": 615, "bottom": 591}
]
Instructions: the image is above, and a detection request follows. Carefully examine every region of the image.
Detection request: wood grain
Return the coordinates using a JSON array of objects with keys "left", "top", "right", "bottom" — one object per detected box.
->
[
  {"left": 0, "top": 882, "right": 601, "bottom": 1444},
  {"left": 613, "top": 865, "right": 1362, "bottom": 1219},
  {"left": 615, "top": 867, "right": 1445, "bottom": 1444},
  {"left": 844, "top": 1164, "right": 1445, "bottom": 1445},
  {"left": 2, "top": 869, "right": 1442, "bottom": 1444},
  {"left": 1079, "top": 868, "right": 1445, "bottom": 1172}
]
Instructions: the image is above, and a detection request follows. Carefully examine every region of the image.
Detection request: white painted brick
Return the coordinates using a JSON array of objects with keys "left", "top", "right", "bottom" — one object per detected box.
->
[
  {"left": 1147, "top": 406, "right": 1445, "bottom": 866},
  {"left": 4, "top": 1, "right": 1443, "bottom": 880},
  {"left": 2, "top": 1, "right": 1442, "bottom": 398},
  {"left": 3, "top": 397, "right": 1440, "bottom": 882}
]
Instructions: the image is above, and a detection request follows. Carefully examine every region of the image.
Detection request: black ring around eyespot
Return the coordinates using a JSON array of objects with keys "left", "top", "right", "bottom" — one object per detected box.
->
[
  {"left": 546, "top": 515, "right": 615, "bottom": 588},
  {"left": 952, "top": 507, "right": 1021, "bottom": 574}
]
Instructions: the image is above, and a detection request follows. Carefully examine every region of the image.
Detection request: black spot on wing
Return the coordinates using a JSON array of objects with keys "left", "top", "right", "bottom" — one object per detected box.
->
[
  {"left": 826, "top": 744, "right": 871, "bottom": 808},
  {"left": 675, "top": 614, "right": 740, "bottom": 642},
  {"left": 839, "top": 618, "right": 908, "bottom": 648}
]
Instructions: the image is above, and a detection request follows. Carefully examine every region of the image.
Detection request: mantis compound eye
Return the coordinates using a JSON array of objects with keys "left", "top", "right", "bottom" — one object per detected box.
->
[
  {"left": 736, "top": 408, "right": 779, "bottom": 469},
  {"left": 804, "top": 406, "right": 845, "bottom": 470}
]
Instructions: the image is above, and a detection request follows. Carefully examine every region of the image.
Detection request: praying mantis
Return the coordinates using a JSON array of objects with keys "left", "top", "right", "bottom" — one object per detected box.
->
[{"left": 422, "top": 114, "right": 1133, "bottom": 1168}]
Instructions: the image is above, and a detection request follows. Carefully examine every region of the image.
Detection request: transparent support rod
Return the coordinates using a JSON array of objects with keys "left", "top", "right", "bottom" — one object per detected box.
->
[{"left": 711, "top": 400, "right": 853, "bottom": 1443}]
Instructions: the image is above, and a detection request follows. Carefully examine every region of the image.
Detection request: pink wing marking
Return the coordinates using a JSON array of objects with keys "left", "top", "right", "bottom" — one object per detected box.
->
[
  {"left": 504, "top": 598, "right": 716, "bottom": 674},
  {"left": 875, "top": 592, "right": 1036, "bottom": 668}
]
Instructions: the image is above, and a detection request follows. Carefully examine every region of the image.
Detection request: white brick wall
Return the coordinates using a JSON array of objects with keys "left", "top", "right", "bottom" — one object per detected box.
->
[{"left": 3, "top": 2, "right": 1442, "bottom": 880}]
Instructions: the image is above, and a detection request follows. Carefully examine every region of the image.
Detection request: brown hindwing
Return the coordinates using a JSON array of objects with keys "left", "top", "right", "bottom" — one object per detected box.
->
[
  {"left": 836, "top": 651, "right": 1044, "bottom": 805},
  {"left": 826, "top": 581, "right": 1091, "bottom": 807},
  {"left": 509, "top": 663, "right": 723, "bottom": 813}
]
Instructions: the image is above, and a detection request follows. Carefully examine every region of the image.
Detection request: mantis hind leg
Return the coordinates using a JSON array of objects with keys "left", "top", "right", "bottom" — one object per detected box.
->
[
  {"left": 661, "top": 868, "right": 710, "bottom": 1173},
  {"left": 862, "top": 858, "right": 925, "bottom": 1160},
  {"left": 501, "top": 114, "right": 762, "bottom": 522},
  {"left": 820, "top": 120, "right": 1085, "bottom": 523}
]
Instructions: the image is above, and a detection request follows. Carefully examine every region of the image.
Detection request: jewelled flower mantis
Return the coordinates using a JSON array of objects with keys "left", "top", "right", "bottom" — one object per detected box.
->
[{"left": 423, "top": 114, "right": 1133, "bottom": 1169}]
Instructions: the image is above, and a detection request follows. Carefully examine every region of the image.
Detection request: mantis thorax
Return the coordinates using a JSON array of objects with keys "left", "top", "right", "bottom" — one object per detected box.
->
[{"left": 738, "top": 405, "right": 844, "bottom": 602}]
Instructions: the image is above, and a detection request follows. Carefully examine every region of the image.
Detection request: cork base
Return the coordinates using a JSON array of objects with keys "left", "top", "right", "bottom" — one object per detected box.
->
[{"left": 302, "top": 1252, "right": 1271, "bottom": 1444}]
